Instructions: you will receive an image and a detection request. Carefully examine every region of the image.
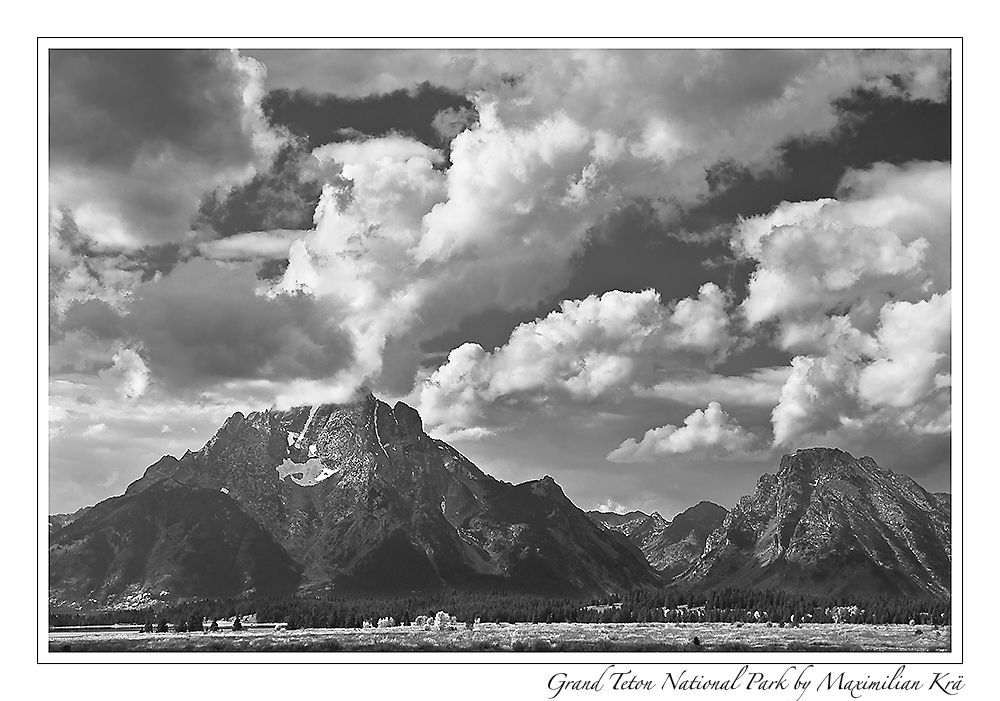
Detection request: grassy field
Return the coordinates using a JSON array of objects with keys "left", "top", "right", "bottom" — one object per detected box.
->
[{"left": 49, "top": 621, "right": 951, "bottom": 653}]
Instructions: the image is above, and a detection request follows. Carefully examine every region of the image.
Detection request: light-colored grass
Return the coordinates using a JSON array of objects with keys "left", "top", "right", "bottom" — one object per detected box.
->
[{"left": 49, "top": 621, "right": 951, "bottom": 653}]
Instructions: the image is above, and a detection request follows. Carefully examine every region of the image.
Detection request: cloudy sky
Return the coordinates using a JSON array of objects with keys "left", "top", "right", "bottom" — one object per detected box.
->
[{"left": 47, "top": 47, "right": 953, "bottom": 519}]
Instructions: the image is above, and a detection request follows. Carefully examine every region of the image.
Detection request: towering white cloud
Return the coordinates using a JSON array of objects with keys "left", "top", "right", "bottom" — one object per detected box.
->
[
  {"left": 858, "top": 293, "right": 952, "bottom": 408},
  {"left": 48, "top": 49, "right": 953, "bottom": 460},
  {"left": 736, "top": 161, "right": 950, "bottom": 330},
  {"left": 230, "top": 51, "right": 950, "bottom": 407},
  {"left": 98, "top": 347, "right": 150, "bottom": 400},
  {"left": 416, "top": 286, "right": 733, "bottom": 437},
  {"left": 735, "top": 163, "right": 953, "bottom": 448},
  {"left": 47, "top": 48, "right": 955, "bottom": 516}
]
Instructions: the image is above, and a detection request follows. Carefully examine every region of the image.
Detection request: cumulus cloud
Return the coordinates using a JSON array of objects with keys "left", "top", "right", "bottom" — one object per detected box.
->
[
  {"left": 98, "top": 347, "right": 149, "bottom": 400},
  {"left": 858, "top": 292, "right": 951, "bottom": 408},
  {"left": 724, "top": 161, "right": 953, "bottom": 450},
  {"left": 595, "top": 499, "right": 628, "bottom": 515},
  {"left": 735, "top": 161, "right": 950, "bottom": 331},
  {"left": 49, "top": 49, "right": 284, "bottom": 245},
  {"left": 768, "top": 294, "right": 950, "bottom": 448},
  {"left": 211, "top": 51, "right": 949, "bottom": 409},
  {"left": 415, "top": 286, "right": 733, "bottom": 437},
  {"left": 274, "top": 117, "right": 617, "bottom": 399},
  {"left": 607, "top": 402, "right": 757, "bottom": 462},
  {"left": 50, "top": 49, "right": 952, "bottom": 430}
]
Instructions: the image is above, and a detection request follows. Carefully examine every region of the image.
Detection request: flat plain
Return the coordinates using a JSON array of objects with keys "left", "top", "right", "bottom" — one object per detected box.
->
[{"left": 48, "top": 621, "right": 951, "bottom": 653}]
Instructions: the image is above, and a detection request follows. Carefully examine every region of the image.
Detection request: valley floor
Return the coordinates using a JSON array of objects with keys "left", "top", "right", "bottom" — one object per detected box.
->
[{"left": 48, "top": 621, "right": 951, "bottom": 653}]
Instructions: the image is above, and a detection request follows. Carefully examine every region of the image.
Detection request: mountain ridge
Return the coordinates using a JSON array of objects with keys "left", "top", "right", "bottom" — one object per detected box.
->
[
  {"left": 51, "top": 393, "right": 662, "bottom": 607},
  {"left": 49, "top": 403, "right": 951, "bottom": 608},
  {"left": 675, "top": 447, "right": 951, "bottom": 597}
]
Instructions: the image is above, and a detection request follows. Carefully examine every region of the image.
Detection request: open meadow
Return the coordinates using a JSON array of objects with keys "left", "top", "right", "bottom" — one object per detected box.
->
[{"left": 49, "top": 621, "right": 951, "bottom": 653}]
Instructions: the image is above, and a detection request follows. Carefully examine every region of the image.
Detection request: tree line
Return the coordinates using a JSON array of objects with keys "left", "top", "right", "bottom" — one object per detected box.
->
[{"left": 49, "top": 586, "right": 950, "bottom": 629}]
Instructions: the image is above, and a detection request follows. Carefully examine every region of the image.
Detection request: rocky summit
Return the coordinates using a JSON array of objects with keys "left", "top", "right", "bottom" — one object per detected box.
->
[
  {"left": 50, "top": 393, "right": 661, "bottom": 608},
  {"left": 675, "top": 448, "right": 951, "bottom": 598}
]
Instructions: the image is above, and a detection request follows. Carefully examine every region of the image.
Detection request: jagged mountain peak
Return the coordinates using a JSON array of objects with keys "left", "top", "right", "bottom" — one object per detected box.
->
[
  {"left": 677, "top": 449, "right": 951, "bottom": 597},
  {"left": 56, "top": 392, "right": 661, "bottom": 606}
]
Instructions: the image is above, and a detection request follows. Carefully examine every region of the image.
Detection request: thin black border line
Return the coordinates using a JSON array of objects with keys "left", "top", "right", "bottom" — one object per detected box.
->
[
  {"left": 38, "top": 38, "right": 963, "bottom": 666},
  {"left": 37, "top": 35, "right": 41, "bottom": 667}
]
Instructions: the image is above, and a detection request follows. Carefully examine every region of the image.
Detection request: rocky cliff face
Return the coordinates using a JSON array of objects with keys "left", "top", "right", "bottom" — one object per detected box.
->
[
  {"left": 643, "top": 502, "right": 728, "bottom": 577},
  {"left": 676, "top": 448, "right": 951, "bottom": 597},
  {"left": 52, "top": 393, "right": 661, "bottom": 607}
]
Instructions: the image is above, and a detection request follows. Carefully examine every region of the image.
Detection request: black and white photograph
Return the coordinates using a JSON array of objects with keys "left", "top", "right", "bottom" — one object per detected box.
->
[{"left": 38, "top": 37, "right": 967, "bottom": 687}]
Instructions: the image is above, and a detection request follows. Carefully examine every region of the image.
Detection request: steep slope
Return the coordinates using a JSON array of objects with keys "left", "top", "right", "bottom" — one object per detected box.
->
[
  {"left": 643, "top": 502, "right": 728, "bottom": 577},
  {"left": 59, "top": 393, "right": 660, "bottom": 602},
  {"left": 677, "top": 448, "right": 951, "bottom": 597},
  {"left": 49, "top": 482, "right": 302, "bottom": 609}
]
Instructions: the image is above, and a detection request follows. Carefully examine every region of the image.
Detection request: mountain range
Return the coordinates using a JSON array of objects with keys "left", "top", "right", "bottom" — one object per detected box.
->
[{"left": 49, "top": 395, "right": 951, "bottom": 608}]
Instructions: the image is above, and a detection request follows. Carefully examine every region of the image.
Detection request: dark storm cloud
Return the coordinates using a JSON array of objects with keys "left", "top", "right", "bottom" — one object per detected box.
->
[
  {"left": 49, "top": 49, "right": 279, "bottom": 243},
  {"left": 127, "top": 258, "right": 354, "bottom": 389},
  {"left": 190, "top": 79, "right": 472, "bottom": 240},
  {"left": 423, "top": 92, "right": 949, "bottom": 374},
  {"left": 61, "top": 299, "right": 127, "bottom": 341},
  {"left": 193, "top": 142, "right": 323, "bottom": 238},
  {"left": 677, "top": 89, "right": 952, "bottom": 233},
  {"left": 50, "top": 49, "right": 257, "bottom": 170},
  {"left": 262, "top": 82, "right": 473, "bottom": 150},
  {"left": 431, "top": 106, "right": 478, "bottom": 142}
]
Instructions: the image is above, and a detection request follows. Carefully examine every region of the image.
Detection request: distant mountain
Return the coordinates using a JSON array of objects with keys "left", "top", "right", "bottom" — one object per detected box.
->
[
  {"left": 50, "top": 393, "right": 660, "bottom": 608},
  {"left": 676, "top": 448, "right": 951, "bottom": 598},
  {"left": 587, "top": 510, "right": 669, "bottom": 548},
  {"left": 589, "top": 502, "right": 728, "bottom": 578},
  {"left": 644, "top": 502, "right": 728, "bottom": 577}
]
